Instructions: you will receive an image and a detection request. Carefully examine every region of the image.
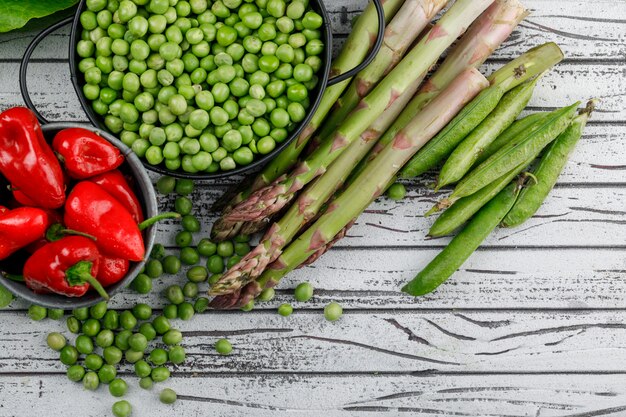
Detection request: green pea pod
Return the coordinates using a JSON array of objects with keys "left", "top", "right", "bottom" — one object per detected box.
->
[
  {"left": 399, "top": 85, "right": 506, "bottom": 178},
  {"left": 502, "top": 102, "right": 594, "bottom": 227},
  {"left": 474, "top": 112, "right": 548, "bottom": 166},
  {"left": 402, "top": 182, "right": 522, "bottom": 296},
  {"left": 437, "top": 77, "right": 540, "bottom": 189},
  {"left": 429, "top": 158, "right": 531, "bottom": 237},
  {"left": 451, "top": 102, "right": 580, "bottom": 200}
]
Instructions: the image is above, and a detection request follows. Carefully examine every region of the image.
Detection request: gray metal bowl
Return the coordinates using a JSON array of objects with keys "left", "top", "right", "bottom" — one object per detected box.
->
[{"left": 0, "top": 122, "right": 158, "bottom": 308}]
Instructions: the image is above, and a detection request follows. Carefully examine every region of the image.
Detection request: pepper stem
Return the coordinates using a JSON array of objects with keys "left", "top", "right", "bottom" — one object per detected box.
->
[
  {"left": 46, "top": 223, "right": 97, "bottom": 242},
  {"left": 1, "top": 272, "right": 24, "bottom": 282},
  {"left": 65, "top": 261, "right": 109, "bottom": 300},
  {"left": 138, "top": 212, "right": 181, "bottom": 231}
]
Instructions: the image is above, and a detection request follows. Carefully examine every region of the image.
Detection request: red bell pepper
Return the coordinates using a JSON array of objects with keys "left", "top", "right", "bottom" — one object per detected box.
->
[
  {"left": 52, "top": 128, "right": 124, "bottom": 179},
  {"left": 0, "top": 207, "right": 49, "bottom": 260},
  {"left": 89, "top": 170, "right": 144, "bottom": 222},
  {"left": 23, "top": 236, "right": 109, "bottom": 299},
  {"left": 97, "top": 256, "right": 130, "bottom": 287},
  {"left": 0, "top": 107, "right": 65, "bottom": 208},
  {"left": 64, "top": 181, "right": 146, "bottom": 261}
]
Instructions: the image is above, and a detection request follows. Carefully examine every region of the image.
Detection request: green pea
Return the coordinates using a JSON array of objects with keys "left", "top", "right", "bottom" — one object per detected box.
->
[
  {"left": 109, "top": 378, "right": 128, "bottom": 397},
  {"left": 60, "top": 345, "right": 79, "bottom": 365},
  {"left": 144, "top": 259, "right": 163, "bottom": 279},
  {"left": 160, "top": 388, "right": 177, "bottom": 404},
  {"left": 176, "top": 179, "right": 194, "bottom": 195},
  {"left": 83, "top": 371, "right": 99, "bottom": 391},
  {"left": 177, "top": 302, "right": 195, "bottom": 320},
  {"left": 197, "top": 239, "right": 217, "bottom": 256},
  {"left": 277, "top": 303, "right": 293, "bottom": 317},
  {"left": 181, "top": 215, "right": 200, "bottom": 232},
  {"left": 139, "top": 322, "right": 157, "bottom": 341},
  {"left": 112, "top": 400, "right": 132, "bottom": 417},
  {"left": 180, "top": 247, "right": 200, "bottom": 265},
  {"left": 185, "top": 266, "right": 208, "bottom": 283},
  {"left": 28, "top": 305, "right": 47, "bottom": 321},
  {"left": 132, "top": 303, "right": 153, "bottom": 321},
  {"left": 131, "top": 273, "right": 152, "bottom": 294},
  {"left": 162, "top": 329, "right": 183, "bottom": 345},
  {"left": 324, "top": 302, "right": 343, "bottom": 322},
  {"left": 156, "top": 176, "right": 176, "bottom": 194},
  {"left": 194, "top": 297, "right": 210, "bottom": 313},
  {"left": 115, "top": 329, "right": 132, "bottom": 350},
  {"left": 163, "top": 255, "right": 181, "bottom": 274},
  {"left": 165, "top": 285, "right": 185, "bottom": 305},
  {"left": 85, "top": 353, "right": 104, "bottom": 371},
  {"left": 96, "top": 329, "right": 115, "bottom": 348},
  {"left": 288, "top": 33, "right": 306, "bottom": 48},
  {"left": 294, "top": 282, "right": 314, "bottom": 302},
  {"left": 151, "top": 366, "right": 171, "bottom": 382},
  {"left": 175, "top": 196, "right": 193, "bottom": 215},
  {"left": 98, "top": 364, "right": 117, "bottom": 384},
  {"left": 257, "top": 136, "right": 276, "bottom": 154},
  {"left": 104, "top": 346, "right": 123, "bottom": 365},
  {"left": 67, "top": 364, "right": 86, "bottom": 382},
  {"left": 134, "top": 360, "right": 152, "bottom": 378},
  {"left": 242, "top": 12, "right": 262, "bottom": 29},
  {"left": 152, "top": 316, "right": 171, "bottom": 335},
  {"left": 208, "top": 272, "right": 222, "bottom": 285},
  {"left": 75, "top": 335, "right": 94, "bottom": 355},
  {"left": 47, "top": 332, "right": 67, "bottom": 351},
  {"left": 386, "top": 183, "right": 406, "bottom": 201},
  {"left": 139, "top": 377, "right": 153, "bottom": 390},
  {"left": 119, "top": 311, "right": 137, "bottom": 331},
  {"left": 82, "top": 318, "right": 101, "bottom": 337},
  {"left": 102, "top": 310, "right": 119, "bottom": 330},
  {"left": 258, "top": 287, "right": 275, "bottom": 302},
  {"left": 215, "top": 338, "right": 232, "bottom": 355},
  {"left": 305, "top": 38, "right": 324, "bottom": 56},
  {"left": 125, "top": 349, "right": 144, "bottom": 363}
]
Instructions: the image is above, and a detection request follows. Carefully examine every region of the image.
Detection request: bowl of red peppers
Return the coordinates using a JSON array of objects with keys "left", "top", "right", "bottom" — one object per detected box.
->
[{"left": 0, "top": 106, "right": 163, "bottom": 308}]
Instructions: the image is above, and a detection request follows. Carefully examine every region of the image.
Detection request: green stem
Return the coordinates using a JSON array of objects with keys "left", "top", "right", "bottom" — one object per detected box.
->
[
  {"left": 65, "top": 261, "right": 109, "bottom": 300},
  {"left": 138, "top": 212, "right": 180, "bottom": 231},
  {"left": 2, "top": 272, "right": 24, "bottom": 282},
  {"left": 46, "top": 223, "right": 97, "bottom": 242}
]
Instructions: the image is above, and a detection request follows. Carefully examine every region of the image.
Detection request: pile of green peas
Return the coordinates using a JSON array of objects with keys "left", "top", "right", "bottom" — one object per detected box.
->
[{"left": 77, "top": 0, "right": 325, "bottom": 174}]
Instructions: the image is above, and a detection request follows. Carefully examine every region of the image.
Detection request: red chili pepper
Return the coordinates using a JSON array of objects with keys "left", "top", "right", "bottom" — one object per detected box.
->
[
  {"left": 13, "top": 190, "right": 37, "bottom": 206},
  {"left": 52, "top": 127, "right": 124, "bottom": 179},
  {"left": 89, "top": 170, "right": 144, "bottom": 222},
  {"left": 23, "top": 236, "right": 108, "bottom": 299},
  {"left": 64, "top": 181, "right": 146, "bottom": 261},
  {"left": 97, "top": 256, "right": 130, "bottom": 287},
  {"left": 0, "top": 207, "right": 49, "bottom": 260},
  {"left": 0, "top": 107, "right": 65, "bottom": 208},
  {"left": 25, "top": 210, "right": 64, "bottom": 253}
]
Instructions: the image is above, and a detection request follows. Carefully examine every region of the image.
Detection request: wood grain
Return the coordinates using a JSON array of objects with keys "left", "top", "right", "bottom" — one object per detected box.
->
[
  {"left": 0, "top": 0, "right": 625, "bottom": 415},
  {"left": 3, "top": 373, "right": 626, "bottom": 417}
]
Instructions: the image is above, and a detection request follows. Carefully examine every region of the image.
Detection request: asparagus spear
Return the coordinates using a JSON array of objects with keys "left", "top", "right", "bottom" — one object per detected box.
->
[
  {"left": 209, "top": 60, "right": 428, "bottom": 296},
  {"left": 210, "top": 0, "right": 405, "bottom": 240},
  {"left": 228, "top": 68, "right": 490, "bottom": 308},
  {"left": 314, "top": 0, "right": 448, "bottom": 141},
  {"left": 220, "top": 0, "right": 494, "bottom": 226},
  {"left": 350, "top": 0, "right": 529, "bottom": 181}
]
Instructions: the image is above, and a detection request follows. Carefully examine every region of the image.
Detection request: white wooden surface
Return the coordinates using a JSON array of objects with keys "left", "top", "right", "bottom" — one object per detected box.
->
[{"left": 1, "top": 0, "right": 626, "bottom": 416}]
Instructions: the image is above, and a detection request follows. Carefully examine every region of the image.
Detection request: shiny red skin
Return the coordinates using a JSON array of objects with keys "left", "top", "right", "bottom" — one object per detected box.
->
[
  {"left": 23, "top": 236, "right": 100, "bottom": 297},
  {"left": 97, "top": 256, "right": 130, "bottom": 287},
  {"left": 0, "top": 207, "right": 49, "bottom": 260},
  {"left": 89, "top": 170, "right": 144, "bottom": 222},
  {"left": 52, "top": 128, "right": 124, "bottom": 179},
  {"left": 25, "top": 210, "right": 64, "bottom": 253},
  {"left": 64, "top": 181, "right": 145, "bottom": 261},
  {"left": 0, "top": 107, "right": 65, "bottom": 208}
]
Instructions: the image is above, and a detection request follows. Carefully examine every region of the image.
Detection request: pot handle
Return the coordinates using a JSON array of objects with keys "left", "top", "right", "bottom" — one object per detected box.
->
[
  {"left": 19, "top": 16, "right": 74, "bottom": 125},
  {"left": 325, "top": 0, "right": 385, "bottom": 86}
]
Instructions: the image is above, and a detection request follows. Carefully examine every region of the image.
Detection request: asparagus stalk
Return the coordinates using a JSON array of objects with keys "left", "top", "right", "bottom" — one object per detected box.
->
[
  {"left": 210, "top": 0, "right": 405, "bottom": 240},
  {"left": 236, "top": 68, "right": 490, "bottom": 307},
  {"left": 314, "top": 0, "right": 448, "bottom": 141},
  {"left": 350, "top": 0, "right": 529, "bottom": 181},
  {"left": 209, "top": 58, "right": 428, "bottom": 296},
  {"left": 220, "top": 0, "right": 494, "bottom": 226}
]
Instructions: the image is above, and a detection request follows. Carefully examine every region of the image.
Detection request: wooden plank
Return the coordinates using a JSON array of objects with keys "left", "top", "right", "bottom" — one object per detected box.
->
[
  {"left": 1, "top": 0, "right": 624, "bottom": 61},
  {"left": 146, "top": 184, "right": 626, "bottom": 248},
  {"left": 4, "top": 60, "right": 624, "bottom": 122},
  {"left": 6, "top": 246, "right": 625, "bottom": 310},
  {"left": 3, "top": 373, "right": 626, "bottom": 417},
  {"left": 6, "top": 311, "right": 626, "bottom": 373}
]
